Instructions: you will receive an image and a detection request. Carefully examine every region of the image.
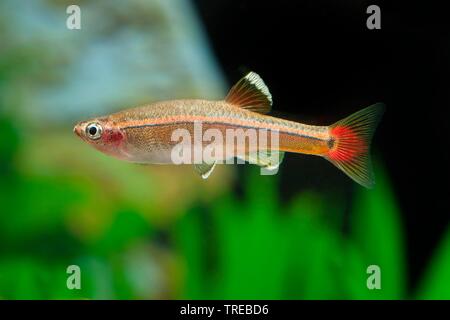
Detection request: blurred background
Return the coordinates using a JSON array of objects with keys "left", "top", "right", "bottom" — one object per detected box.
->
[{"left": 0, "top": 0, "right": 449, "bottom": 299}]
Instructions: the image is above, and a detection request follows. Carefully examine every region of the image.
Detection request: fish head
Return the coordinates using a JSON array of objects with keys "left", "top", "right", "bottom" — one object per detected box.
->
[{"left": 73, "top": 117, "right": 127, "bottom": 159}]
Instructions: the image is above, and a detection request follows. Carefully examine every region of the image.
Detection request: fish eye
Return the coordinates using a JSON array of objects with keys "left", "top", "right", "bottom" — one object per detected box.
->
[{"left": 85, "top": 123, "right": 102, "bottom": 140}]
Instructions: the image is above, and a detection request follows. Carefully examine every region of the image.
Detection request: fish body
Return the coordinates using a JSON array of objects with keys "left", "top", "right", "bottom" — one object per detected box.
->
[{"left": 74, "top": 72, "right": 384, "bottom": 188}]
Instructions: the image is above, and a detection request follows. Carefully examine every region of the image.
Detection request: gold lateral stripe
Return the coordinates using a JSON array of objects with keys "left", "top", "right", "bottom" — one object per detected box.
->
[{"left": 117, "top": 115, "right": 330, "bottom": 141}]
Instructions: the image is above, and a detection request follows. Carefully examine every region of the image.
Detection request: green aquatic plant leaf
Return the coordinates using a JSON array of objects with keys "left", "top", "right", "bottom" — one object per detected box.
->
[
  {"left": 94, "top": 209, "right": 153, "bottom": 254},
  {"left": 286, "top": 191, "right": 344, "bottom": 299},
  {"left": 174, "top": 206, "right": 208, "bottom": 299},
  {"left": 417, "top": 225, "right": 450, "bottom": 299},
  {"left": 349, "top": 160, "right": 405, "bottom": 299},
  {"left": 211, "top": 167, "right": 288, "bottom": 299}
]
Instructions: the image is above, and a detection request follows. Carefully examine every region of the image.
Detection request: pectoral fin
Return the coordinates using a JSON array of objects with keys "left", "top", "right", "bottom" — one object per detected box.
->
[{"left": 194, "top": 161, "right": 217, "bottom": 179}]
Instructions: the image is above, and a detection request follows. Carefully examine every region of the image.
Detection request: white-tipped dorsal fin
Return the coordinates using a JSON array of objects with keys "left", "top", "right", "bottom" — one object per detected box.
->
[{"left": 225, "top": 71, "right": 272, "bottom": 114}]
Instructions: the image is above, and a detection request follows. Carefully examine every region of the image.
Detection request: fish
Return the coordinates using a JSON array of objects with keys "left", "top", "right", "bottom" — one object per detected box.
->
[{"left": 74, "top": 71, "right": 385, "bottom": 188}]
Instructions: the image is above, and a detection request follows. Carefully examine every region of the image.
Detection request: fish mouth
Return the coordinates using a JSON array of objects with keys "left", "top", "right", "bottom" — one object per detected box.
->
[{"left": 73, "top": 123, "right": 84, "bottom": 138}]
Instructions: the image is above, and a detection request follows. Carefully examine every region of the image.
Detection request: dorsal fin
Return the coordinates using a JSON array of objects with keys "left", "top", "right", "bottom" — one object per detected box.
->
[{"left": 225, "top": 72, "right": 272, "bottom": 114}]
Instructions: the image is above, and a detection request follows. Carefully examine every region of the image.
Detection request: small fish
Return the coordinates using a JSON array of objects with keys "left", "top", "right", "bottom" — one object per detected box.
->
[{"left": 74, "top": 72, "right": 384, "bottom": 188}]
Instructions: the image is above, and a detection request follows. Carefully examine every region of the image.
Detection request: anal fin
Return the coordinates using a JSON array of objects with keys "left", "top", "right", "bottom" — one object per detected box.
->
[{"left": 243, "top": 151, "right": 285, "bottom": 172}]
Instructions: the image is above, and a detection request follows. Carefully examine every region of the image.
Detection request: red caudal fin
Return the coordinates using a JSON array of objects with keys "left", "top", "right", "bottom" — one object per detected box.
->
[{"left": 326, "top": 103, "right": 385, "bottom": 188}]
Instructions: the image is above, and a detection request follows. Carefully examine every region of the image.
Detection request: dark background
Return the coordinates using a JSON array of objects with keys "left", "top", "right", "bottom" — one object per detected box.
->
[{"left": 193, "top": 0, "right": 450, "bottom": 291}]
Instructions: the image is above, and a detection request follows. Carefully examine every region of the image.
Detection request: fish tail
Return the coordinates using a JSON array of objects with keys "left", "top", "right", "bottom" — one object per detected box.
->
[{"left": 325, "top": 103, "right": 385, "bottom": 188}]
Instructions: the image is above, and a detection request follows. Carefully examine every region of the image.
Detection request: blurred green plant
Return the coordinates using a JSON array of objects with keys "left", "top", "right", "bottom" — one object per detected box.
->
[
  {"left": 174, "top": 163, "right": 406, "bottom": 299},
  {"left": 173, "top": 164, "right": 450, "bottom": 300},
  {"left": 417, "top": 223, "right": 450, "bottom": 299}
]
